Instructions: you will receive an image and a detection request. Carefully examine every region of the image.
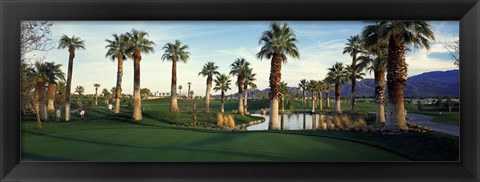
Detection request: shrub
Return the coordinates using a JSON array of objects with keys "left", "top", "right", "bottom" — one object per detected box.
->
[
  {"left": 318, "top": 116, "right": 325, "bottom": 130},
  {"left": 340, "top": 115, "right": 352, "bottom": 129},
  {"left": 333, "top": 116, "right": 343, "bottom": 130},
  {"left": 354, "top": 118, "right": 367, "bottom": 130},
  {"left": 227, "top": 115, "right": 235, "bottom": 128},
  {"left": 326, "top": 118, "right": 333, "bottom": 130},
  {"left": 223, "top": 115, "right": 229, "bottom": 127},
  {"left": 217, "top": 113, "right": 223, "bottom": 126}
]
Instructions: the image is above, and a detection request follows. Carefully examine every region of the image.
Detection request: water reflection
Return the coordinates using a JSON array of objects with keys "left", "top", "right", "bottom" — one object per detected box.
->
[{"left": 248, "top": 113, "right": 325, "bottom": 131}]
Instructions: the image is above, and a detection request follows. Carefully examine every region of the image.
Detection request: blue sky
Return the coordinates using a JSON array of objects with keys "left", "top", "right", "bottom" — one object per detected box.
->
[{"left": 25, "top": 21, "right": 459, "bottom": 96}]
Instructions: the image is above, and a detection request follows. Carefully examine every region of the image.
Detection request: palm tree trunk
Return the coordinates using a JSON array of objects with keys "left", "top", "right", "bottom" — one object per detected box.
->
[
  {"left": 326, "top": 91, "right": 330, "bottom": 109},
  {"left": 204, "top": 79, "right": 212, "bottom": 113},
  {"left": 95, "top": 88, "right": 98, "bottom": 106},
  {"left": 221, "top": 91, "right": 225, "bottom": 113},
  {"left": 170, "top": 58, "right": 179, "bottom": 112},
  {"left": 303, "top": 112, "right": 306, "bottom": 130},
  {"left": 302, "top": 90, "right": 306, "bottom": 108},
  {"left": 280, "top": 113, "right": 284, "bottom": 130},
  {"left": 244, "top": 86, "right": 249, "bottom": 114},
  {"left": 350, "top": 51, "right": 357, "bottom": 112},
  {"left": 65, "top": 49, "right": 75, "bottom": 121},
  {"left": 34, "top": 84, "right": 42, "bottom": 128},
  {"left": 312, "top": 114, "right": 316, "bottom": 130},
  {"left": 268, "top": 54, "right": 282, "bottom": 130},
  {"left": 237, "top": 76, "right": 244, "bottom": 115},
  {"left": 318, "top": 91, "right": 323, "bottom": 112},
  {"left": 311, "top": 91, "right": 316, "bottom": 113},
  {"left": 385, "top": 37, "right": 408, "bottom": 130},
  {"left": 335, "top": 82, "right": 341, "bottom": 113},
  {"left": 47, "top": 84, "right": 55, "bottom": 113},
  {"left": 132, "top": 50, "right": 143, "bottom": 120},
  {"left": 281, "top": 94, "right": 285, "bottom": 114},
  {"left": 374, "top": 69, "right": 386, "bottom": 126},
  {"left": 114, "top": 56, "right": 124, "bottom": 113}
]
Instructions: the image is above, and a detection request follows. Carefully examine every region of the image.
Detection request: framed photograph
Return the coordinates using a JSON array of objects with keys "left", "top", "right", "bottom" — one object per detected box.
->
[{"left": 1, "top": 0, "right": 479, "bottom": 181}]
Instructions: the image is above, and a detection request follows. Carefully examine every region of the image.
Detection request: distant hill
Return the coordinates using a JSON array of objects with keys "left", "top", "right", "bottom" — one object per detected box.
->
[{"left": 215, "top": 69, "right": 459, "bottom": 98}]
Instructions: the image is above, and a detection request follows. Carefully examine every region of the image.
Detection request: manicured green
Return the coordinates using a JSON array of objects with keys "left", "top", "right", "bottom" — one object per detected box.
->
[{"left": 21, "top": 98, "right": 458, "bottom": 161}]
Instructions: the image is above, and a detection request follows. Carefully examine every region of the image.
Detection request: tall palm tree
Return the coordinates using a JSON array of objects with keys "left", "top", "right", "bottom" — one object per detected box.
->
[
  {"left": 345, "top": 64, "right": 365, "bottom": 110},
  {"left": 162, "top": 40, "right": 190, "bottom": 112},
  {"left": 298, "top": 79, "right": 308, "bottom": 109},
  {"left": 105, "top": 33, "right": 129, "bottom": 113},
  {"left": 229, "top": 58, "right": 250, "bottom": 115},
  {"left": 317, "top": 80, "right": 324, "bottom": 112},
  {"left": 362, "top": 21, "right": 435, "bottom": 130},
  {"left": 93, "top": 83, "right": 101, "bottom": 105},
  {"left": 26, "top": 62, "right": 50, "bottom": 126},
  {"left": 243, "top": 68, "right": 256, "bottom": 115},
  {"left": 58, "top": 35, "right": 85, "bottom": 121},
  {"left": 187, "top": 82, "right": 192, "bottom": 99},
  {"left": 279, "top": 81, "right": 288, "bottom": 114},
  {"left": 249, "top": 82, "right": 258, "bottom": 100},
  {"left": 323, "top": 80, "right": 332, "bottom": 110},
  {"left": 198, "top": 62, "right": 219, "bottom": 113},
  {"left": 307, "top": 80, "right": 318, "bottom": 113},
  {"left": 126, "top": 29, "right": 155, "bottom": 120},
  {"left": 213, "top": 74, "right": 232, "bottom": 113},
  {"left": 358, "top": 47, "right": 388, "bottom": 126},
  {"left": 257, "top": 22, "right": 300, "bottom": 130},
  {"left": 325, "top": 62, "right": 349, "bottom": 113},
  {"left": 45, "top": 62, "right": 65, "bottom": 113},
  {"left": 343, "top": 35, "right": 363, "bottom": 112}
]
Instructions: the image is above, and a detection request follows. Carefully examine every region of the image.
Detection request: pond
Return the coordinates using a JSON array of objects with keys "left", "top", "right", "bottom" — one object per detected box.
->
[{"left": 247, "top": 113, "right": 328, "bottom": 131}]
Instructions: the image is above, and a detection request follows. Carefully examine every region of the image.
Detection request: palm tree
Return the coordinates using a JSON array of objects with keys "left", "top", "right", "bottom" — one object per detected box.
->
[
  {"left": 230, "top": 58, "right": 250, "bottom": 115},
  {"left": 323, "top": 80, "right": 332, "bottom": 110},
  {"left": 249, "top": 82, "right": 258, "bottom": 100},
  {"left": 102, "top": 88, "right": 111, "bottom": 105},
  {"left": 75, "top": 86, "right": 85, "bottom": 107},
  {"left": 214, "top": 74, "right": 232, "bottom": 113},
  {"left": 126, "top": 29, "right": 155, "bottom": 120},
  {"left": 105, "top": 33, "right": 129, "bottom": 113},
  {"left": 58, "top": 35, "right": 85, "bottom": 121},
  {"left": 307, "top": 80, "right": 318, "bottom": 113},
  {"left": 26, "top": 62, "right": 50, "bottom": 126},
  {"left": 257, "top": 22, "right": 300, "bottom": 130},
  {"left": 362, "top": 21, "right": 435, "bottom": 130},
  {"left": 162, "top": 40, "right": 190, "bottom": 112},
  {"left": 45, "top": 62, "right": 65, "bottom": 113},
  {"left": 178, "top": 85, "right": 183, "bottom": 97},
  {"left": 243, "top": 68, "right": 256, "bottom": 115},
  {"left": 93, "top": 83, "right": 101, "bottom": 105},
  {"left": 279, "top": 81, "right": 288, "bottom": 114},
  {"left": 198, "top": 62, "right": 219, "bottom": 113},
  {"left": 298, "top": 79, "right": 308, "bottom": 109},
  {"left": 343, "top": 35, "right": 363, "bottom": 112},
  {"left": 187, "top": 82, "right": 192, "bottom": 99},
  {"left": 316, "top": 80, "right": 324, "bottom": 112},
  {"left": 345, "top": 65, "right": 365, "bottom": 112},
  {"left": 357, "top": 47, "right": 388, "bottom": 126},
  {"left": 325, "top": 62, "right": 349, "bottom": 113}
]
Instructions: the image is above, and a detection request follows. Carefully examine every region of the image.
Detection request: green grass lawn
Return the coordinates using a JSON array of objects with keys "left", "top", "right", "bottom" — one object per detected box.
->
[{"left": 21, "top": 98, "right": 459, "bottom": 161}]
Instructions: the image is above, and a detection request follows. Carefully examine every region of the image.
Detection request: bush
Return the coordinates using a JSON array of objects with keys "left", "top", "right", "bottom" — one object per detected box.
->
[
  {"left": 227, "top": 115, "right": 235, "bottom": 128},
  {"left": 333, "top": 116, "right": 343, "bottom": 129},
  {"left": 318, "top": 116, "right": 325, "bottom": 130},
  {"left": 217, "top": 113, "right": 223, "bottom": 126},
  {"left": 223, "top": 115, "right": 229, "bottom": 127},
  {"left": 326, "top": 118, "right": 334, "bottom": 130},
  {"left": 340, "top": 115, "right": 352, "bottom": 129}
]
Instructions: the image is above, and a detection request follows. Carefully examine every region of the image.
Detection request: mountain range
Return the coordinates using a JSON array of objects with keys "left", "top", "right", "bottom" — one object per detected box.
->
[{"left": 216, "top": 69, "right": 459, "bottom": 98}]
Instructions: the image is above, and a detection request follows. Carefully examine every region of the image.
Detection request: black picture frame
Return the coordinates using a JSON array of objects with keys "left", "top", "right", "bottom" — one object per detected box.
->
[{"left": 1, "top": 0, "right": 479, "bottom": 181}]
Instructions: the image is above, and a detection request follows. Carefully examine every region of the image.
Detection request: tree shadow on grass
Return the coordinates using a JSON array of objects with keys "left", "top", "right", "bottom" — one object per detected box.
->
[{"left": 22, "top": 130, "right": 296, "bottom": 161}]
